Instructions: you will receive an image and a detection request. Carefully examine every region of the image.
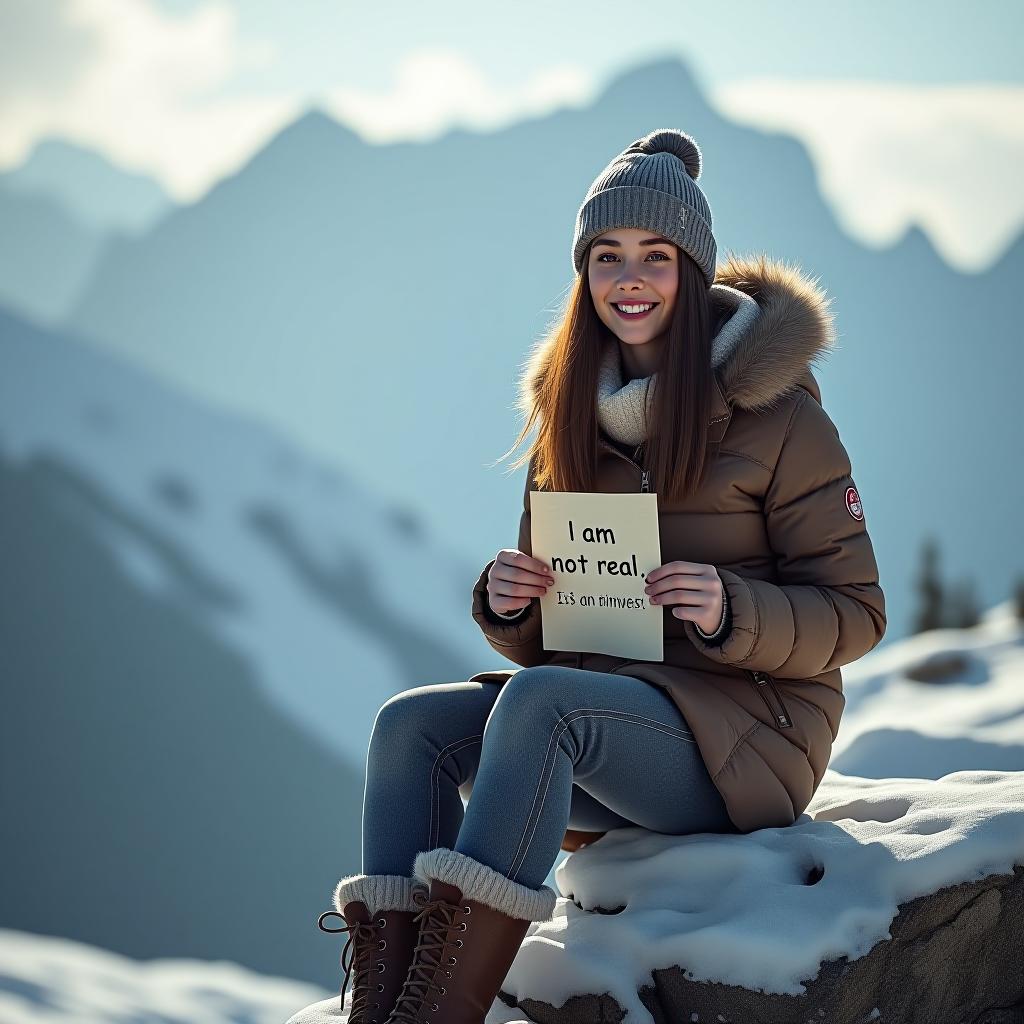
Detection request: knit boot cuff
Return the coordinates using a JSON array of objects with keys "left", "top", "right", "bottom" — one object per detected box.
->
[
  {"left": 332, "top": 873, "right": 425, "bottom": 915},
  {"left": 413, "top": 847, "right": 558, "bottom": 923}
]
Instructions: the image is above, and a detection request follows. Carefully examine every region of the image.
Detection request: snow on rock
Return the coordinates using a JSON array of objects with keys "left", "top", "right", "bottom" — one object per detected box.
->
[
  {"left": 504, "top": 771, "right": 1023, "bottom": 1023},
  {"left": 550, "top": 771, "right": 1022, "bottom": 999}
]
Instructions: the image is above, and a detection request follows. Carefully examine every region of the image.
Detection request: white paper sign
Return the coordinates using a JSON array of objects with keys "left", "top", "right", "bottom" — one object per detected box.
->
[{"left": 530, "top": 490, "right": 663, "bottom": 662}]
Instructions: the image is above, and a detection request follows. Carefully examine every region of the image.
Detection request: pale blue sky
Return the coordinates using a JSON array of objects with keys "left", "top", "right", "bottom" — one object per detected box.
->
[{"left": 150, "top": 0, "right": 1023, "bottom": 93}]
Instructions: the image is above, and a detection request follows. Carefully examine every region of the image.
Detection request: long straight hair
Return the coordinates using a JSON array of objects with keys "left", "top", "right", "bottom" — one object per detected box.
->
[{"left": 497, "top": 242, "right": 715, "bottom": 505}]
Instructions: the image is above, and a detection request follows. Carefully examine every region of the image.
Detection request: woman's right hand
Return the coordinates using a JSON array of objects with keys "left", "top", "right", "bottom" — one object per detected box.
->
[{"left": 487, "top": 549, "right": 556, "bottom": 615}]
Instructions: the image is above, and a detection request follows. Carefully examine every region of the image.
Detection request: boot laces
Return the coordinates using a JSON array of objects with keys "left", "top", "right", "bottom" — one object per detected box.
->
[
  {"left": 387, "top": 888, "right": 470, "bottom": 1023},
  {"left": 318, "top": 910, "right": 382, "bottom": 1019}
]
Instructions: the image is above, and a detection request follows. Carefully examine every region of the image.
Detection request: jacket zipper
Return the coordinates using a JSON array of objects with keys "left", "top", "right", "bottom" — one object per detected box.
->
[
  {"left": 748, "top": 671, "right": 793, "bottom": 729},
  {"left": 634, "top": 444, "right": 651, "bottom": 493},
  {"left": 598, "top": 438, "right": 651, "bottom": 492}
]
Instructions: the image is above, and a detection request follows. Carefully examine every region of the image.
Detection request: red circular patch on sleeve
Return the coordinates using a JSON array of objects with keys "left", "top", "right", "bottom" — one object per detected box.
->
[{"left": 846, "top": 486, "right": 864, "bottom": 521}]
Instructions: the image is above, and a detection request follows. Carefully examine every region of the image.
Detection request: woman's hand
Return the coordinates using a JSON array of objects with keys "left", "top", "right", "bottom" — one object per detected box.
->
[
  {"left": 487, "top": 549, "right": 556, "bottom": 616},
  {"left": 644, "top": 560, "right": 725, "bottom": 634}
]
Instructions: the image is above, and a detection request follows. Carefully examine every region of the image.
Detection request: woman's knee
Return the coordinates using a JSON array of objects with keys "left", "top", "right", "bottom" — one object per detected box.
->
[
  {"left": 371, "top": 683, "right": 443, "bottom": 745},
  {"left": 371, "top": 680, "right": 495, "bottom": 748},
  {"left": 490, "top": 665, "right": 605, "bottom": 720}
]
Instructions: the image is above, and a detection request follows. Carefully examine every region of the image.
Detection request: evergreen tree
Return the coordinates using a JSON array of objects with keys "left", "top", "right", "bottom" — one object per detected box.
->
[
  {"left": 947, "top": 577, "right": 980, "bottom": 629},
  {"left": 911, "top": 535, "right": 944, "bottom": 634}
]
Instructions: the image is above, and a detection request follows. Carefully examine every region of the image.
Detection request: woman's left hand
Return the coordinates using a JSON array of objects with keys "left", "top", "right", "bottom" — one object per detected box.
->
[{"left": 644, "top": 560, "right": 725, "bottom": 634}]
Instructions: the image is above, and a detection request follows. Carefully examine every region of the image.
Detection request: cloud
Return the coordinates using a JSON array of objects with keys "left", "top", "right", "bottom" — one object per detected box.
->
[
  {"left": 0, "top": 0, "right": 98, "bottom": 96},
  {"left": 319, "top": 49, "right": 593, "bottom": 142},
  {"left": 0, "top": 8, "right": 593, "bottom": 201},
  {"left": 710, "top": 79, "right": 1024, "bottom": 271},
  {"left": 0, "top": 0, "right": 299, "bottom": 201}
]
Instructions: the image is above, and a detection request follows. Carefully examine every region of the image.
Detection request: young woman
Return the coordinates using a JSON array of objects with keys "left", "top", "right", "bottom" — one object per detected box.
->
[{"left": 308, "top": 128, "right": 886, "bottom": 1024}]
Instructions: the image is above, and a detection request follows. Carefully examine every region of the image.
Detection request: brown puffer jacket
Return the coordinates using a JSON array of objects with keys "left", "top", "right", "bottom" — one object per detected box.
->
[{"left": 469, "top": 252, "right": 887, "bottom": 844}]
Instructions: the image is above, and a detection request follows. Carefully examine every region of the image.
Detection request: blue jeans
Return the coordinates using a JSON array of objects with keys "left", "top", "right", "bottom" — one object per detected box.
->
[{"left": 362, "top": 665, "right": 740, "bottom": 892}]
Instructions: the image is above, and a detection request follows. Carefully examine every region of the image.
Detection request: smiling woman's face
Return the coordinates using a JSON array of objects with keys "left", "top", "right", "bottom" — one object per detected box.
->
[{"left": 588, "top": 227, "right": 679, "bottom": 349}]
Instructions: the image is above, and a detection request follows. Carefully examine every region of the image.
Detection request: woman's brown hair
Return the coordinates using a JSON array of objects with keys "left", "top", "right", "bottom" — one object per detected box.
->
[{"left": 494, "top": 241, "right": 715, "bottom": 506}]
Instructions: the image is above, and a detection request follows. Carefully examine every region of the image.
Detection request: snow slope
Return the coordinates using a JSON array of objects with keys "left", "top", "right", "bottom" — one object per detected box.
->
[
  {"left": 0, "top": 309, "right": 491, "bottom": 771},
  {"left": 0, "top": 928, "right": 323, "bottom": 1024}
]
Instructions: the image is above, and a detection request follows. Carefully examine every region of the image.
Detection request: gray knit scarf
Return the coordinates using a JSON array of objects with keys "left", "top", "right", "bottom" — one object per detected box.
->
[{"left": 596, "top": 284, "right": 761, "bottom": 446}]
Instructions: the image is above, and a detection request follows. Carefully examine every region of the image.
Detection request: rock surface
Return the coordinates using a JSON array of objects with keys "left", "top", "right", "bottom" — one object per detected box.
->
[{"left": 509, "top": 864, "right": 1024, "bottom": 1024}]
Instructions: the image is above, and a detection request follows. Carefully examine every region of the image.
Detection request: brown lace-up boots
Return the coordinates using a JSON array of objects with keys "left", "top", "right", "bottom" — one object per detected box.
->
[
  {"left": 317, "top": 873, "right": 428, "bottom": 1024},
  {"left": 386, "top": 847, "right": 559, "bottom": 1024}
]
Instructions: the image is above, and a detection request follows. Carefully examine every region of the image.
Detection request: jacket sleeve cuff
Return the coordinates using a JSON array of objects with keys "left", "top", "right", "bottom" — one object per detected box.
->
[
  {"left": 693, "top": 580, "right": 732, "bottom": 645},
  {"left": 684, "top": 566, "right": 765, "bottom": 665},
  {"left": 472, "top": 560, "right": 543, "bottom": 645},
  {"left": 490, "top": 604, "right": 531, "bottom": 621}
]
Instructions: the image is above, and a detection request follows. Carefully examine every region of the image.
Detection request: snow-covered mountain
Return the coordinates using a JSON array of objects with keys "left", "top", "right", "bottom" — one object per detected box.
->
[{"left": 0, "top": 304, "right": 494, "bottom": 760}]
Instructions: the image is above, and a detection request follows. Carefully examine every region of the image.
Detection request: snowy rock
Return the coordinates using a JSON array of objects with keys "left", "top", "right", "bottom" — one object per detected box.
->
[
  {"left": 288, "top": 771, "right": 1024, "bottom": 1024},
  {"left": 492, "top": 770, "right": 1024, "bottom": 1024},
  {"left": 513, "top": 864, "right": 1024, "bottom": 1024}
]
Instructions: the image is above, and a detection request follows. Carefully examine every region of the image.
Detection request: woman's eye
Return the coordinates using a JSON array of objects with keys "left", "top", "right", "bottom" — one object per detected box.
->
[{"left": 597, "top": 252, "right": 669, "bottom": 263}]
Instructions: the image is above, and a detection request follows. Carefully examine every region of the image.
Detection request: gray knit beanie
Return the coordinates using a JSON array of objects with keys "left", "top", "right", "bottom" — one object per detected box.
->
[{"left": 571, "top": 128, "right": 717, "bottom": 286}]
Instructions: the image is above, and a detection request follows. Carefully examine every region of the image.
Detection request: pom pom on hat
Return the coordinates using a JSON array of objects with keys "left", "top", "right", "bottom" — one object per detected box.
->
[{"left": 622, "top": 128, "right": 702, "bottom": 181}]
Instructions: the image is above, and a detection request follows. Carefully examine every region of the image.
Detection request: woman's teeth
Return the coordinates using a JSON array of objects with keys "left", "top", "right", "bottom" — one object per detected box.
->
[{"left": 613, "top": 302, "right": 657, "bottom": 320}]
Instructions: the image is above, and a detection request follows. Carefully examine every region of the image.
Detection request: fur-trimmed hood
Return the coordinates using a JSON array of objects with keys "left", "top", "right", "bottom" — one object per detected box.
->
[{"left": 520, "top": 252, "right": 838, "bottom": 431}]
